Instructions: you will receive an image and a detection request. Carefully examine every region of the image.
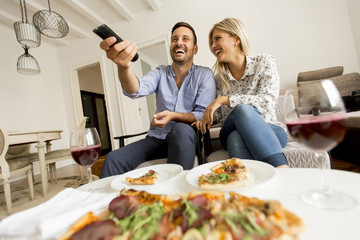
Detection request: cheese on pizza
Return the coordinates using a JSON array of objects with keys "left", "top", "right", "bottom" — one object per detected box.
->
[{"left": 125, "top": 169, "right": 158, "bottom": 185}]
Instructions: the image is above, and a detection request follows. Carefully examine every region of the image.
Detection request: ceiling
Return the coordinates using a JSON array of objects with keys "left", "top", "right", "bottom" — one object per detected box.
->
[{"left": 0, "top": 0, "right": 175, "bottom": 65}]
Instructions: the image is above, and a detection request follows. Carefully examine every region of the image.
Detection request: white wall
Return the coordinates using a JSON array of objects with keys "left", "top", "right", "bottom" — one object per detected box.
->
[
  {"left": 110, "top": 0, "right": 359, "bottom": 89},
  {"left": 347, "top": 0, "right": 360, "bottom": 68},
  {"left": 1, "top": 0, "right": 359, "bottom": 161},
  {"left": 0, "top": 24, "right": 70, "bottom": 150}
]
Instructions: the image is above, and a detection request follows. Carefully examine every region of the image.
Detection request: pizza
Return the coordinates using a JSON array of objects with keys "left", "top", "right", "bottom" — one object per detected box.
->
[
  {"left": 59, "top": 189, "right": 303, "bottom": 240},
  {"left": 211, "top": 158, "right": 248, "bottom": 179},
  {"left": 198, "top": 158, "right": 252, "bottom": 190},
  {"left": 125, "top": 169, "right": 158, "bottom": 185}
]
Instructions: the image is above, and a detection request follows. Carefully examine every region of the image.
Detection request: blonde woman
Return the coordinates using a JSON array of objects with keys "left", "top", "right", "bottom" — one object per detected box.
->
[{"left": 193, "top": 18, "right": 288, "bottom": 168}]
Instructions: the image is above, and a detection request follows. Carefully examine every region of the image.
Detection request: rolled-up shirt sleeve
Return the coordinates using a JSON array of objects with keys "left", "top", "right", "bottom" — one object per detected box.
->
[{"left": 122, "top": 68, "right": 161, "bottom": 98}]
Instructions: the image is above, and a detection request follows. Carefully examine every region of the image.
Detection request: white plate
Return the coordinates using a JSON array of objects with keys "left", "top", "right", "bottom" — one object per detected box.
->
[
  {"left": 111, "top": 164, "right": 183, "bottom": 191},
  {"left": 186, "top": 160, "right": 275, "bottom": 190}
]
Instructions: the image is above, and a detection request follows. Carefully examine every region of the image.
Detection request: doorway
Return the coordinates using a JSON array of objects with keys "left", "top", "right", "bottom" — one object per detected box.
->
[
  {"left": 78, "top": 63, "right": 111, "bottom": 155},
  {"left": 81, "top": 90, "right": 111, "bottom": 155}
]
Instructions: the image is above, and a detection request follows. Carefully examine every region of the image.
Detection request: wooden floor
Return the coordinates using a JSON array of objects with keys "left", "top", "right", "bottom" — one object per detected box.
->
[{"left": 332, "top": 156, "right": 360, "bottom": 173}]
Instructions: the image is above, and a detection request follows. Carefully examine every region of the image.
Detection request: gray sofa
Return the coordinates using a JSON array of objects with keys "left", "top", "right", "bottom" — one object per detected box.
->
[{"left": 135, "top": 66, "right": 359, "bottom": 169}]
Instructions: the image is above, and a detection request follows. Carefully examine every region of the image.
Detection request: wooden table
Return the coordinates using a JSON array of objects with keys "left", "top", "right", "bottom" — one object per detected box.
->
[{"left": 8, "top": 130, "right": 63, "bottom": 197}]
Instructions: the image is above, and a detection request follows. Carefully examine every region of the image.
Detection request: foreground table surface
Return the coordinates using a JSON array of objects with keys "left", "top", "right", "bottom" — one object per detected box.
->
[{"left": 78, "top": 168, "right": 360, "bottom": 240}]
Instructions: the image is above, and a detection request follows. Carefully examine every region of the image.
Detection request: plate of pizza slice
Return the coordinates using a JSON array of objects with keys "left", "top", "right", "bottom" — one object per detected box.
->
[
  {"left": 186, "top": 158, "right": 276, "bottom": 190},
  {"left": 111, "top": 164, "right": 183, "bottom": 191}
]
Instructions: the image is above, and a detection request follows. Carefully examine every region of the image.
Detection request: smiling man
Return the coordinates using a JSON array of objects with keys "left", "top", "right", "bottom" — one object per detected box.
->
[{"left": 99, "top": 22, "right": 216, "bottom": 177}]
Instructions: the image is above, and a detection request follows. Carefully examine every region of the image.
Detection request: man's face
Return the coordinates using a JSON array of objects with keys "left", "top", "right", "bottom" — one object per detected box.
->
[{"left": 170, "top": 26, "right": 198, "bottom": 65}]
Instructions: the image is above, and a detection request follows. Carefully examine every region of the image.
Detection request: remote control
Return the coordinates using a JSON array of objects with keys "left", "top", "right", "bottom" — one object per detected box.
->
[{"left": 93, "top": 24, "right": 139, "bottom": 62}]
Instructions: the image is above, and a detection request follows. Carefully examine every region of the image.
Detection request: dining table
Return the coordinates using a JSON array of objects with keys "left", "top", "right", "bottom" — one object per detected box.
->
[
  {"left": 8, "top": 129, "right": 63, "bottom": 197},
  {"left": 77, "top": 166, "right": 360, "bottom": 240}
]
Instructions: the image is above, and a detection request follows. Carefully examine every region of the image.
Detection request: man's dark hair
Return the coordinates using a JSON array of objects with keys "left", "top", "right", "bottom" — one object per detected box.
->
[{"left": 171, "top": 22, "right": 197, "bottom": 45}]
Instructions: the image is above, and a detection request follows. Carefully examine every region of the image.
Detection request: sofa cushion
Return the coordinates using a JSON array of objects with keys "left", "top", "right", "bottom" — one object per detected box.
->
[
  {"left": 207, "top": 145, "right": 331, "bottom": 169},
  {"left": 297, "top": 66, "right": 343, "bottom": 82},
  {"left": 328, "top": 73, "right": 360, "bottom": 97},
  {"left": 347, "top": 111, "right": 360, "bottom": 128}
]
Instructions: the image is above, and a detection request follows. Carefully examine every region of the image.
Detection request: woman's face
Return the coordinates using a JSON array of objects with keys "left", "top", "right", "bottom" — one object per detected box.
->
[{"left": 210, "top": 28, "right": 238, "bottom": 62}]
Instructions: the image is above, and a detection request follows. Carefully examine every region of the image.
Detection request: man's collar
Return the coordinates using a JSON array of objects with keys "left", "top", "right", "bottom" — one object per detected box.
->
[{"left": 170, "top": 63, "right": 194, "bottom": 77}]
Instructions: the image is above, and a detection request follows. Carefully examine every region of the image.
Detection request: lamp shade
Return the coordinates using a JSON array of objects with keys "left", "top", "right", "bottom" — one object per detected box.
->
[
  {"left": 33, "top": 10, "right": 69, "bottom": 38},
  {"left": 17, "top": 46, "right": 40, "bottom": 75},
  {"left": 13, "top": 21, "right": 41, "bottom": 47}
]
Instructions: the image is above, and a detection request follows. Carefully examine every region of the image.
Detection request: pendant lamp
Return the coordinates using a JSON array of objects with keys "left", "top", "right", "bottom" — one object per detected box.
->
[
  {"left": 33, "top": 0, "right": 69, "bottom": 38},
  {"left": 17, "top": 45, "right": 41, "bottom": 75},
  {"left": 13, "top": 0, "right": 41, "bottom": 48}
]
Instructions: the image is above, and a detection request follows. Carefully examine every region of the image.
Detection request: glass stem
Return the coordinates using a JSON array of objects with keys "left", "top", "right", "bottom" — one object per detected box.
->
[
  {"left": 316, "top": 152, "right": 332, "bottom": 196},
  {"left": 87, "top": 167, "right": 93, "bottom": 193}
]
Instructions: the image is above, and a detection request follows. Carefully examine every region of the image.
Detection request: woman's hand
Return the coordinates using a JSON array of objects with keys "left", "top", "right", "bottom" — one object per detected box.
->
[
  {"left": 203, "top": 96, "right": 228, "bottom": 127},
  {"left": 192, "top": 118, "right": 208, "bottom": 134},
  {"left": 192, "top": 96, "right": 229, "bottom": 133}
]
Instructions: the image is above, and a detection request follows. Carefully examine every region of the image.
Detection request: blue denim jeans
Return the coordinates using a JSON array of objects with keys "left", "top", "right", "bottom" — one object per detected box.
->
[
  {"left": 219, "top": 104, "right": 288, "bottom": 167},
  {"left": 100, "top": 123, "right": 197, "bottom": 178}
]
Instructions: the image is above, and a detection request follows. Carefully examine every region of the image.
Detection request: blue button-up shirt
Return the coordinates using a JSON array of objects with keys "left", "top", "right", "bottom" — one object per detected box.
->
[{"left": 123, "top": 64, "right": 216, "bottom": 139}]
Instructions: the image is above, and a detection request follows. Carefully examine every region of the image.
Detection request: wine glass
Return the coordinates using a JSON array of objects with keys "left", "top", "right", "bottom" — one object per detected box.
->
[
  {"left": 70, "top": 127, "right": 101, "bottom": 192},
  {"left": 285, "top": 79, "right": 358, "bottom": 210}
]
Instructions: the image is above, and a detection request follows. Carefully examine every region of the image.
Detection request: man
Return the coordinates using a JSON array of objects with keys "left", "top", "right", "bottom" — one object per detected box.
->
[{"left": 100, "top": 22, "right": 216, "bottom": 178}]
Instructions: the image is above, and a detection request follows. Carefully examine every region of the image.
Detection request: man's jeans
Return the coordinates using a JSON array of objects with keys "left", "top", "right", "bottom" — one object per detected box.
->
[{"left": 100, "top": 123, "right": 197, "bottom": 178}]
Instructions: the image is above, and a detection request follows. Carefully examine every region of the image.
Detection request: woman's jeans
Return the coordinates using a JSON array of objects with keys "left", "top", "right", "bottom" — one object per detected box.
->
[{"left": 219, "top": 104, "right": 288, "bottom": 167}]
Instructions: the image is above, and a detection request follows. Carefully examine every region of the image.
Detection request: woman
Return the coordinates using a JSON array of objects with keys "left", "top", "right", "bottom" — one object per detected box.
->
[{"left": 194, "top": 18, "right": 288, "bottom": 168}]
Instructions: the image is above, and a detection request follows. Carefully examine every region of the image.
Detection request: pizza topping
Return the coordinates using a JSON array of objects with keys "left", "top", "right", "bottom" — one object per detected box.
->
[
  {"left": 221, "top": 211, "right": 268, "bottom": 238},
  {"left": 199, "top": 173, "right": 234, "bottom": 184},
  {"left": 182, "top": 198, "right": 199, "bottom": 226},
  {"left": 108, "top": 195, "right": 141, "bottom": 219},
  {"left": 70, "top": 219, "right": 121, "bottom": 240},
  {"left": 145, "top": 170, "right": 156, "bottom": 177},
  {"left": 113, "top": 202, "right": 165, "bottom": 240},
  {"left": 63, "top": 190, "right": 303, "bottom": 240}
]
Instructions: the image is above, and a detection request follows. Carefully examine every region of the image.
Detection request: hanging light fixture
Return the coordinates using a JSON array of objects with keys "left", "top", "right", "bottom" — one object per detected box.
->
[
  {"left": 13, "top": 0, "right": 41, "bottom": 48},
  {"left": 17, "top": 45, "right": 41, "bottom": 75},
  {"left": 33, "top": 0, "right": 69, "bottom": 38}
]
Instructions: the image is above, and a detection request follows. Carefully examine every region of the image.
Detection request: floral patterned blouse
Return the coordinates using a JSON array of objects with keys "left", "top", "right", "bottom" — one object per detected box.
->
[{"left": 215, "top": 54, "right": 284, "bottom": 129}]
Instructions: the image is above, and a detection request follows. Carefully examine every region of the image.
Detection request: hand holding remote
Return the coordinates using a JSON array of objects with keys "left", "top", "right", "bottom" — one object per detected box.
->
[{"left": 93, "top": 24, "right": 139, "bottom": 62}]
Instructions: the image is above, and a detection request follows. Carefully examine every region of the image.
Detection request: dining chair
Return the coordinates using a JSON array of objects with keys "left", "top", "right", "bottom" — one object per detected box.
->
[
  {"left": 31, "top": 149, "right": 72, "bottom": 183},
  {"left": 0, "top": 126, "right": 35, "bottom": 215}
]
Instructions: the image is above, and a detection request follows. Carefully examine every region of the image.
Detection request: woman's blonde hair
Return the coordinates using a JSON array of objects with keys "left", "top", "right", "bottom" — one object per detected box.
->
[{"left": 208, "top": 18, "right": 250, "bottom": 94}]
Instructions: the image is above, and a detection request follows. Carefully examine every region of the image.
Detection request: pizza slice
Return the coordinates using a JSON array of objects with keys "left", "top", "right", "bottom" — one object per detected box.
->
[
  {"left": 125, "top": 169, "right": 158, "bottom": 185},
  {"left": 211, "top": 158, "right": 249, "bottom": 179},
  {"left": 198, "top": 158, "right": 252, "bottom": 190}
]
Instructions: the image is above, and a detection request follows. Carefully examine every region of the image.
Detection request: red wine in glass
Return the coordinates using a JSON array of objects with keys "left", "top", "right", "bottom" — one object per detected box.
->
[
  {"left": 71, "top": 145, "right": 101, "bottom": 167},
  {"left": 286, "top": 114, "right": 347, "bottom": 151},
  {"left": 285, "top": 79, "right": 358, "bottom": 210},
  {"left": 70, "top": 128, "right": 101, "bottom": 192}
]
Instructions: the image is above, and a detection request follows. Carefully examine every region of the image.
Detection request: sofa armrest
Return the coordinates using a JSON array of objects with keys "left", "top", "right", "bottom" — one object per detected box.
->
[{"left": 280, "top": 85, "right": 299, "bottom": 107}]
